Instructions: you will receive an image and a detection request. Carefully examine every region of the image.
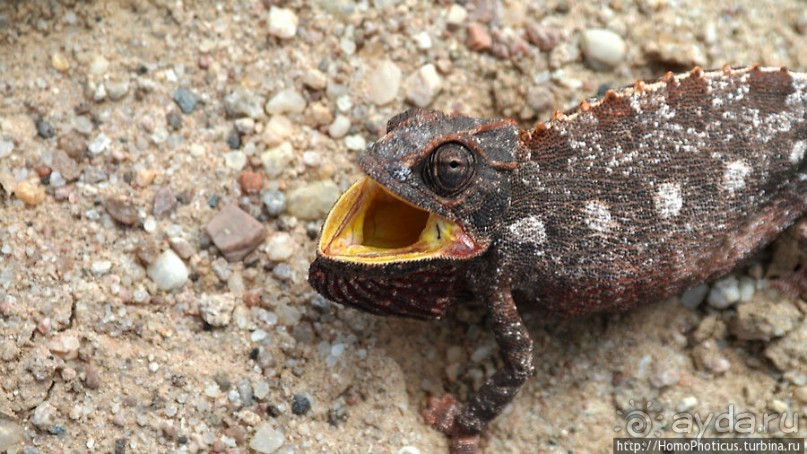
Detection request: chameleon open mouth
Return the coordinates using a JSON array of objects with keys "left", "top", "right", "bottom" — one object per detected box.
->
[{"left": 318, "top": 177, "right": 479, "bottom": 264}]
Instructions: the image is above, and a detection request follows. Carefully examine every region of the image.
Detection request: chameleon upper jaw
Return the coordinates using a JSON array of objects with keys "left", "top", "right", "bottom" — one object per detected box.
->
[{"left": 318, "top": 177, "right": 480, "bottom": 264}]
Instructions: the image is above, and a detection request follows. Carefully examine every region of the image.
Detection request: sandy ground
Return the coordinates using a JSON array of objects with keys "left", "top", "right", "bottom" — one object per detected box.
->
[{"left": 0, "top": 1, "right": 806, "bottom": 453}]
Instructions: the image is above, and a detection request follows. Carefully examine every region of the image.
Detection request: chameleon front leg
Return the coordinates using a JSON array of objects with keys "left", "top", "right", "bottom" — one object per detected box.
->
[{"left": 424, "top": 275, "right": 535, "bottom": 453}]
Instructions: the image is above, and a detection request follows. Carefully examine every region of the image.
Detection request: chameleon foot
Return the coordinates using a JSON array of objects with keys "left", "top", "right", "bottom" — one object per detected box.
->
[{"left": 423, "top": 395, "right": 481, "bottom": 454}]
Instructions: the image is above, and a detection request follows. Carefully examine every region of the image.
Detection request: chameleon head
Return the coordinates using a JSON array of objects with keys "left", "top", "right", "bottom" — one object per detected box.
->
[{"left": 309, "top": 109, "right": 521, "bottom": 319}]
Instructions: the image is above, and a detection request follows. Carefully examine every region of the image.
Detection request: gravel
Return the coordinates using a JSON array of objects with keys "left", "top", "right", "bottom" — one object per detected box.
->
[
  {"left": 266, "top": 232, "right": 294, "bottom": 261},
  {"left": 1, "top": 2, "right": 804, "bottom": 453},
  {"left": 224, "top": 88, "right": 266, "bottom": 119},
  {"left": 327, "top": 115, "right": 351, "bottom": 139},
  {"left": 366, "top": 59, "right": 402, "bottom": 106},
  {"left": 261, "top": 190, "right": 287, "bottom": 216},
  {"left": 199, "top": 294, "right": 236, "bottom": 327},
  {"left": 268, "top": 7, "right": 298, "bottom": 39},
  {"left": 205, "top": 204, "right": 266, "bottom": 262},
  {"left": 580, "top": 28, "right": 627, "bottom": 70},
  {"left": 249, "top": 423, "right": 284, "bottom": 454},
  {"left": 286, "top": 180, "right": 341, "bottom": 220},
  {"left": 291, "top": 394, "right": 312, "bottom": 415},
  {"left": 404, "top": 64, "right": 443, "bottom": 108},
  {"left": 147, "top": 250, "right": 189, "bottom": 290},
  {"left": 265, "top": 89, "right": 306, "bottom": 115},
  {"left": 260, "top": 143, "right": 294, "bottom": 179},
  {"left": 707, "top": 275, "right": 741, "bottom": 309},
  {"left": 173, "top": 87, "right": 198, "bottom": 114}
]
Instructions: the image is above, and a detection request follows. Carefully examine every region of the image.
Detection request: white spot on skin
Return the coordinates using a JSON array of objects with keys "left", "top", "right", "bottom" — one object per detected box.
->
[
  {"left": 723, "top": 160, "right": 751, "bottom": 193},
  {"left": 583, "top": 200, "right": 615, "bottom": 234},
  {"left": 654, "top": 182, "right": 683, "bottom": 219},
  {"left": 391, "top": 165, "right": 411, "bottom": 182},
  {"left": 790, "top": 140, "right": 806, "bottom": 164},
  {"left": 509, "top": 215, "right": 547, "bottom": 246}
]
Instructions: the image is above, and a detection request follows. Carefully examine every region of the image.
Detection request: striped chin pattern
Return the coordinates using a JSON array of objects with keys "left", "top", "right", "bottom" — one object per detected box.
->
[{"left": 308, "top": 257, "right": 466, "bottom": 320}]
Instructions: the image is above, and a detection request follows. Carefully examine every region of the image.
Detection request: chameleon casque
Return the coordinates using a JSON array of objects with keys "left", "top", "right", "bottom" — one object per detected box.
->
[{"left": 308, "top": 65, "right": 807, "bottom": 452}]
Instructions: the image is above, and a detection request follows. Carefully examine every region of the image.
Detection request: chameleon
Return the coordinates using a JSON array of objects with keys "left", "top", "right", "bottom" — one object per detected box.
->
[{"left": 308, "top": 65, "right": 807, "bottom": 452}]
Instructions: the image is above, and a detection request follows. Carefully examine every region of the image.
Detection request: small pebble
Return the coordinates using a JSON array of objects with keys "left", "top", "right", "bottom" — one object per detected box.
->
[
  {"left": 152, "top": 185, "right": 177, "bottom": 218},
  {"left": 31, "top": 402, "right": 58, "bottom": 432},
  {"left": 249, "top": 423, "right": 284, "bottom": 453},
  {"left": 413, "top": 31, "right": 432, "bottom": 50},
  {"left": 737, "top": 276, "right": 755, "bottom": 303},
  {"left": 302, "top": 151, "right": 321, "bottom": 167},
  {"left": 239, "top": 171, "right": 263, "bottom": 194},
  {"left": 680, "top": 283, "right": 709, "bottom": 309},
  {"left": 15, "top": 180, "right": 46, "bottom": 206},
  {"left": 224, "top": 88, "right": 266, "bottom": 119},
  {"left": 344, "top": 134, "right": 366, "bottom": 151},
  {"left": 580, "top": 28, "right": 626, "bottom": 70},
  {"left": 105, "top": 76, "right": 130, "bottom": 101},
  {"left": 51, "top": 52, "right": 70, "bottom": 72},
  {"left": 47, "top": 332, "right": 80, "bottom": 359},
  {"left": 234, "top": 117, "right": 255, "bottom": 135},
  {"left": 398, "top": 448, "right": 421, "bottom": 454},
  {"left": 262, "top": 115, "right": 293, "bottom": 146},
  {"left": 266, "top": 232, "right": 294, "bottom": 261},
  {"left": 291, "top": 394, "right": 311, "bottom": 415},
  {"left": 35, "top": 118, "right": 55, "bottom": 139},
  {"left": 88, "top": 134, "right": 111, "bottom": 154},
  {"left": 365, "top": 60, "right": 402, "bottom": 106},
  {"left": 173, "top": 87, "right": 197, "bottom": 114},
  {"left": 707, "top": 275, "right": 740, "bottom": 309},
  {"left": 226, "top": 129, "right": 241, "bottom": 150},
  {"left": 302, "top": 69, "right": 328, "bottom": 90},
  {"left": 286, "top": 180, "right": 340, "bottom": 220},
  {"left": 51, "top": 150, "right": 80, "bottom": 181},
  {"left": 445, "top": 4, "right": 467, "bottom": 27},
  {"left": 91, "top": 260, "right": 112, "bottom": 276},
  {"left": 336, "top": 95, "right": 353, "bottom": 113},
  {"left": 169, "top": 237, "right": 195, "bottom": 259},
  {"left": 205, "top": 204, "right": 266, "bottom": 262},
  {"left": 768, "top": 399, "right": 789, "bottom": 414},
  {"left": 224, "top": 151, "right": 247, "bottom": 170},
  {"left": 88, "top": 54, "right": 109, "bottom": 75},
  {"left": 265, "top": 89, "right": 306, "bottom": 115},
  {"left": 677, "top": 396, "right": 698, "bottom": 412},
  {"left": 268, "top": 7, "right": 298, "bottom": 39},
  {"left": 466, "top": 22, "right": 492, "bottom": 51},
  {"left": 262, "top": 190, "right": 287, "bottom": 216},
  {"left": 404, "top": 64, "right": 443, "bottom": 108},
  {"left": 147, "top": 250, "right": 189, "bottom": 291},
  {"left": 328, "top": 115, "right": 351, "bottom": 139},
  {"left": 525, "top": 24, "right": 562, "bottom": 52},
  {"left": 200, "top": 294, "right": 235, "bottom": 327},
  {"left": 84, "top": 364, "right": 101, "bottom": 389},
  {"left": 272, "top": 263, "right": 293, "bottom": 281},
  {"left": 166, "top": 112, "right": 183, "bottom": 130},
  {"left": 526, "top": 86, "right": 555, "bottom": 113},
  {"left": 104, "top": 197, "right": 139, "bottom": 225},
  {"left": 260, "top": 143, "right": 294, "bottom": 179}
]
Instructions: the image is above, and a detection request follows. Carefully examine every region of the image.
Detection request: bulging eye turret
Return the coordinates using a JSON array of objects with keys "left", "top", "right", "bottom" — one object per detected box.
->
[{"left": 423, "top": 142, "right": 476, "bottom": 197}]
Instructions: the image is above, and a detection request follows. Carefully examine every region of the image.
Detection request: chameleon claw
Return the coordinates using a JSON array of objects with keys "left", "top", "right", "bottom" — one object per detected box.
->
[{"left": 423, "top": 395, "right": 481, "bottom": 453}]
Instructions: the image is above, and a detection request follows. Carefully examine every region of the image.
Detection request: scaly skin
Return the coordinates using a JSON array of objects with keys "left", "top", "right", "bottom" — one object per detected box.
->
[{"left": 309, "top": 66, "right": 807, "bottom": 452}]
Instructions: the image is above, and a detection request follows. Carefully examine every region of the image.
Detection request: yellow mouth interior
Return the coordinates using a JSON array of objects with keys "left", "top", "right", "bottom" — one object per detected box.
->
[{"left": 319, "top": 177, "right": 477, "bottom": 264}]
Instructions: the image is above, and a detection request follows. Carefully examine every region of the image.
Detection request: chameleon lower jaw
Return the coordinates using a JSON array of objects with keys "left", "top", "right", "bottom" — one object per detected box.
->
[{"left": 317, "top": 176, "right": 479, "bottom": 264}]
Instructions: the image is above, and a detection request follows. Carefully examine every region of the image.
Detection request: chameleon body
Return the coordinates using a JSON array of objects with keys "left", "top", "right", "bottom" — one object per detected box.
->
[{"left": 308, "top": 66, "right": 807, "bottom": 452}]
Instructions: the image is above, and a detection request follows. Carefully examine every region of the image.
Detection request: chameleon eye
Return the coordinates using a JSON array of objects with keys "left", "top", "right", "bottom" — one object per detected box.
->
[{"left": 424, "top": 142, "right": 476, "bottom": 197}]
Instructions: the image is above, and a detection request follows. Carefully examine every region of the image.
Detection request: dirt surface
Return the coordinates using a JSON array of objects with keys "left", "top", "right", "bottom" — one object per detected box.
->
[{"left": 1, "top": 1, "right": 806, "bottom": 453}]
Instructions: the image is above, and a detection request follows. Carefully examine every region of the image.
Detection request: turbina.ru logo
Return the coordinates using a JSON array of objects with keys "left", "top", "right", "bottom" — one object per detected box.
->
[{"left": 614, "top": 400, "right": 664, "bottom": 438}]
